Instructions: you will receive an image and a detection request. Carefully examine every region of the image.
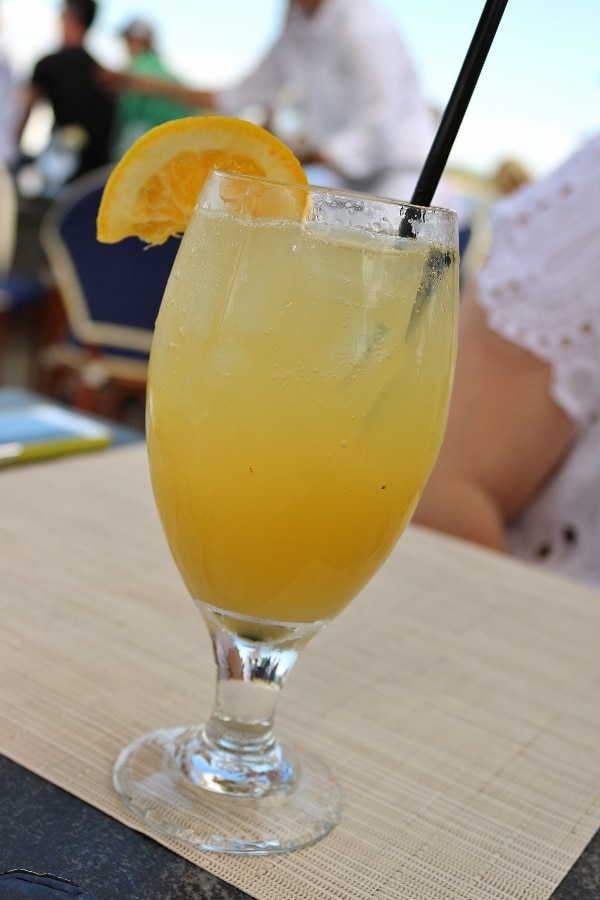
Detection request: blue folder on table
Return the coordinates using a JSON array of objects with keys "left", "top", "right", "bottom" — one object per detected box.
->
[{"left": 0, "top": 403, "right": 113, "bottom": 466}]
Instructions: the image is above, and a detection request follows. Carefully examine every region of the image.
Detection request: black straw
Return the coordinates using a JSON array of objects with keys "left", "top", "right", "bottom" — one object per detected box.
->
[{"left": 400, "top": 0, "right": 509, "bottom": 237}]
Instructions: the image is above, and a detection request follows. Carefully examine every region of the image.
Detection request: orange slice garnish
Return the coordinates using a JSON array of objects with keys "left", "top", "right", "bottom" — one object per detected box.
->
[{"left": 97, "top": 116, "right": 308, "bottom": 245}]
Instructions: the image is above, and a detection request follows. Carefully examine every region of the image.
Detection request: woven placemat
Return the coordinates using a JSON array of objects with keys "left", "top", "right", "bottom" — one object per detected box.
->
[{"left": 0, "top": 444, "right": 599, "bottom": 899}]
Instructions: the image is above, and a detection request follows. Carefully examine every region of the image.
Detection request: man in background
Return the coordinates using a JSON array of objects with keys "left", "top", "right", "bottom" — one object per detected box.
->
[
  {"left": 17, "top": 0, "right": 115, "bottom": 180},
  {"left": 215, "top": 0, "right": 439, "bottom": 201}
]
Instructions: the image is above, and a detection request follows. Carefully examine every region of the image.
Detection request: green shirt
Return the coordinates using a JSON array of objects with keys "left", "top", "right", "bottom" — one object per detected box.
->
[{"left": 113, "top": 49, "right": 197, "bottom": 158}]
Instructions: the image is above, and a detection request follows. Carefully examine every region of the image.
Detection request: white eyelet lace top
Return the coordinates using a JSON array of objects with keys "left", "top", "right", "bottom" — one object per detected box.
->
[{"left": 475, "top": 133, "right": 600, "bottom": 588}]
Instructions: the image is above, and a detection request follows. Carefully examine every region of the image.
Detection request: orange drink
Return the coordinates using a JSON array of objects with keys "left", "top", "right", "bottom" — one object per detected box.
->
[{"left": 147, "top": 176, "right": 458, "bottom": 626}]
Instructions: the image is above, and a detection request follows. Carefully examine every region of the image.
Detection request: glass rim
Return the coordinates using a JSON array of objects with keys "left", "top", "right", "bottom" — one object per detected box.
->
[{"left": 205, "top": 168, "right": 458, "bottom": 221}]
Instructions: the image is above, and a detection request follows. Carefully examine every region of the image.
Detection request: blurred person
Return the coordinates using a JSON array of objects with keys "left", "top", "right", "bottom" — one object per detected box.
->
[
  {"left": 112, "top": 17, "right": 197, "bottom": 159},
  {"left": 216, "top": 0, "right": 439, "bottom": 200},
  {"left": 17, "top": 0, "right": 115, "bottom": 182},
  {"left": 0, "top": 1, "right": 19, "bottom": 169},
  {"left": 106, "top": 0, "right": 441, "bottom": 202},
  {"left": 414, "top": 133, "right": 600, "bottom": 589}
]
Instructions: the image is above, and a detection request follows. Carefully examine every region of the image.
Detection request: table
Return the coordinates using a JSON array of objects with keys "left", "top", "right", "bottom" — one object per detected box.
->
[
  {"left": 0, "top": 445, "right": 599, "bottom": 899},
  {"left": 1, "top": 755, "right": 598, "bottom": 899}
]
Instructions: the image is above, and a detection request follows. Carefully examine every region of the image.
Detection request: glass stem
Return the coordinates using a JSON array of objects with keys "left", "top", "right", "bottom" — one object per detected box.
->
[{"left": 180, "top": 604, "right": 324, "bottom": 797}]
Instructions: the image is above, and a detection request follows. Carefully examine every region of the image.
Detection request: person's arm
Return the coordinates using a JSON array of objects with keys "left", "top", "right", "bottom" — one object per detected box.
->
[
  {"left": 97, "top": 67, "right": 216, "bottom": 110},
  {"left": 15, "top": 83, "right": 43, "bottom": 145},
  {"left": 413, "top": 285, "right": 576, "bottom": 552}
]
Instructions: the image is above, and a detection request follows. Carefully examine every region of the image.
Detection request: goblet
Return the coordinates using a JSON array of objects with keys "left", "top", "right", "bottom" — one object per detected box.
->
[{"left": 113, "top": 170, "right": 458, "bottom": 854}]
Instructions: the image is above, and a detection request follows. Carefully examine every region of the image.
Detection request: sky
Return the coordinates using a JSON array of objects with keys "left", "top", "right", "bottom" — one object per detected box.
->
[{"left": 2, "top": 0, "right": 599, "bottom": 180}]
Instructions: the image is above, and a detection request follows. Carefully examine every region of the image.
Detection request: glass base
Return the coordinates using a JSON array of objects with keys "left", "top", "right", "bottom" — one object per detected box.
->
[{"left": 113, "top": 725, "right": 342, "bottom": 854}]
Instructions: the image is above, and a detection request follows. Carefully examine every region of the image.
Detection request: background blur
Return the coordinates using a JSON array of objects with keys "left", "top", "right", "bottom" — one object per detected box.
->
[{"left": 3, "top": 0, "right": 599, "bottom": 180}]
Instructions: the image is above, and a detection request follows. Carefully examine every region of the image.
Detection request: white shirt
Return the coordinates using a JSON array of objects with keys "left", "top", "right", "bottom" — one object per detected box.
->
[
  {"left": 476, "top": 133, "right": 600, "bottom": 588},
  {"left": 218, "top": 0, "right": 437, "bottom": 203}
]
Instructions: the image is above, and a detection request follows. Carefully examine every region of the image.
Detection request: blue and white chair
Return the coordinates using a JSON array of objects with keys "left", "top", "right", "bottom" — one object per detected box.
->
[{"left": 37, "top": 165, "right": 181, "bottom": 421}]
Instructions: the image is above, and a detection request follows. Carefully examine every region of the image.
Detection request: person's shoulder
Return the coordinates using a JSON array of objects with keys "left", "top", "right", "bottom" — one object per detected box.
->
[
  {"left": 31, "top": 48, "right": 63, "bottom": 86},
  {"left": 34, "top": 45, "right": 93, "bottom": 72},
  {"left": 326, "top": 0, "right": 409, "bottom": 49},
  {"left": 32, "top": 49, "right": 58, "bottom": 71},
  {"left": 567, "top": 132, "right": 600, "bottom": 193},
  {"left": 65, "top": 45, "right": 97, "bottom": 63}
]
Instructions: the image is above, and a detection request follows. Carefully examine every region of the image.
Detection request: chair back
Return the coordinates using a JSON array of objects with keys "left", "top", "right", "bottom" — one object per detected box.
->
[
  {"left": 0, "top": 161, "right": 17, "bottom": 276},
  {"left": 39, "top": 166, "right": 181, "bottom": 357}
]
